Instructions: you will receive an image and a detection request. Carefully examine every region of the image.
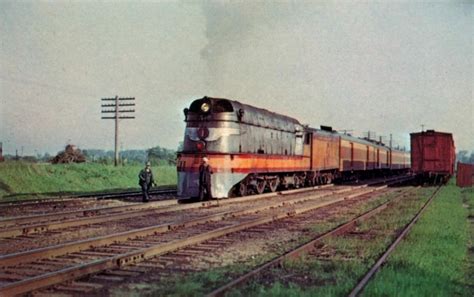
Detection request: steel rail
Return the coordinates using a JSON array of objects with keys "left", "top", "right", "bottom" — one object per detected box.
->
[
  {"left": 0, "top": 184, "right": 391, "bottom": 296},
  {"left": 0, "top": 185, "right": 358, "bottom": 268},
  {"left": 206, "top": 187, "right": 418, "bottom": 297},
  {"left": 0, "top": 175, "right": 408, "bottom": 230},
  {"left": 76, "top": 188, "right": 177, "bottom": 200},
  {"left": 0, "top": 198, "right": 177, "bottom": 230},
  {"left": 347, "top": 186, "right": 442, "bottom": 297},
  {"left": 0, "top": 176, "right": 410, "bottom": 239},
  {"left": 0, "top": 188, "right": 177, "bottom": 208},
  {"left": 0, "top": 185, "right": 337, "bottom": 236}
]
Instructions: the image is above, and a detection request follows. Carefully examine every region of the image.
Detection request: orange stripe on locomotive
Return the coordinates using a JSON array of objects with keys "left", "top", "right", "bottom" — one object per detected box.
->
[{"left": 177, "top": 153, "right": 310, "bottom": 174}]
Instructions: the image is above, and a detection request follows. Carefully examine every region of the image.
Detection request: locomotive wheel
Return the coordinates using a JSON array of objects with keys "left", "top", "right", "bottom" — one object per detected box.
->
[
  {"left": 268, "top": 179, "right": 279, "bottom": 192},
  {"left": 238, "top": 182, "right": 247, "bottom": 197},
  {"left": 293, "top": 175, "right": 299, "bottom": 188},
  {"left": 322, "top": 176, "right": 327, "bottom": 184},
  {"left": 256, "top": 180, "right": 266, "bottom": 194},
  {"left": 326, "top": 175, "right": 332, "bottom": 184}
]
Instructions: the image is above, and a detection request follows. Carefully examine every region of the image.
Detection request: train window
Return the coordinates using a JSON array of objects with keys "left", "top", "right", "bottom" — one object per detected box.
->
[
  {"left": 213, "top": 100, "right": 234, "bottom": 113},
  {"left": 350, "top": 143, "right": 354, "bottom": 167},
  {"left": 304, "top": 133, "right": 311, "bottom": 145}
]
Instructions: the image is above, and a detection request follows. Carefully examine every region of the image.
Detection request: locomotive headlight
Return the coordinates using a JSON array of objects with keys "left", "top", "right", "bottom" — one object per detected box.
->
[{"left": 201, "top": 102, "right": 210, "bottom": 113}]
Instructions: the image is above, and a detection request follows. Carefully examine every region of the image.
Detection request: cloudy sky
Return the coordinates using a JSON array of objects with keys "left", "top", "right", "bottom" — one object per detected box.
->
[{"left": 0, "top": 1, "right": 472, "bottom": 155}]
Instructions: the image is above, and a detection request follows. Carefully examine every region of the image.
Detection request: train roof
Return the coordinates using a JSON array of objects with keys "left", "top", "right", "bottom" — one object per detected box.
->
[
  {"left": 410, "top": 130, "right": 453, "bottom": 137},
  {"left": 186, "top": 97, "right": 409, "bottom": 153},
  {"left": 187, "top": 97, "right": 303, "bottom": 132},
  {"left": 305, "top": 127, "right": 398, "bottom": 151}
]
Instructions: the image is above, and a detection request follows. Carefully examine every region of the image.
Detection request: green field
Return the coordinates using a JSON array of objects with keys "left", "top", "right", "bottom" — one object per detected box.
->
[{"left": 0, "top": 161, "right": 177, "bottom": 201}]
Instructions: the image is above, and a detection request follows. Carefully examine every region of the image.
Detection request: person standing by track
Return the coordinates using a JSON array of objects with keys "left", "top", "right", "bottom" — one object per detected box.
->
[
  {"left": 199, "top": 157, "right": 213, "bottom": 201},
  {"left": 139, "top": 161, "right": 155, "bottom": 202}
]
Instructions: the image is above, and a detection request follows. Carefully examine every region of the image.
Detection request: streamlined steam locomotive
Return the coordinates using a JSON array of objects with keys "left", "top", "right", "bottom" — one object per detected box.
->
[{"left": 177, "top": 97, "right": 410, "bottom": 199}]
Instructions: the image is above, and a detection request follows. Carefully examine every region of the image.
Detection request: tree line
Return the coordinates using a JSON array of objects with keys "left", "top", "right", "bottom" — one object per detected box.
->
[
  {"left": 2, "top": 145, "right": 177, "bottom": 166},
  {"left": 456, "top": 150, "right": 474, "bottom": 164},
  {"left": 83, "top": 146, "right": 177, "bottom": 165}
]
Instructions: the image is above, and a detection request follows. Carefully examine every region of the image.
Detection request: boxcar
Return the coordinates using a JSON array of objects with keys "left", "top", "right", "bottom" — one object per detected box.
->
[
  {"left": 410, "top": 130, "right": 455, "bottom": 183},
  {"left": 456, "top": 162, "right": 474, "bottom": 187}
]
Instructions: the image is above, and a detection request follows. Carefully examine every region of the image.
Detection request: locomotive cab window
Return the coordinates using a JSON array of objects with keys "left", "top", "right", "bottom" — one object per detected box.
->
[{"left": 304, "top": 133, "right": 311, "bottom": 145}]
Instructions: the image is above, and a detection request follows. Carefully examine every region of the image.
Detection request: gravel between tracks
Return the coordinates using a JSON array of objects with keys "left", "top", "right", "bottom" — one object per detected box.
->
[
  {"left": 36, "top": 187, "right": 407, "bottom": 296},
  {"left": 0, "top": 188, "right": 342, "bottom": 254}
]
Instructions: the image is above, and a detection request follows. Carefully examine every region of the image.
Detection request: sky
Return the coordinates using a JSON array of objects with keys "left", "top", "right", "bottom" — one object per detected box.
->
[{"left": 0, "top": 1, "right": 472, "bottom": 155}]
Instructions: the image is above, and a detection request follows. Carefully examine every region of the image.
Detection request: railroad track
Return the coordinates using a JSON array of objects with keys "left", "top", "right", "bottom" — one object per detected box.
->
[
  {"left": 207, "top": 184, "right": 436, "bottom": 297},
  {"left": 0, "top": 176, "right": 408, "bottom": 245},
  {"left": 0, "top": 178, "right": 411, "bottom": 296},
  {"left": 0, "top": 186, "right": 342, "bottom": 256},
  {"left": 347, "top": 185, "right": 442, "bottom": 297},
  {"left": 0, "top": 184, "right": 337, "bottom": 239},
  {"left": 0, "top": 175, "right": 407, "bottom": 227},
  {"left": 0, "top": 184, "right": 348, "bottom": 264},
  {"left": 0, "top": 188, "right": 177, "bottom": 216},
  {"left": 0, "top": 186, "right": 177, "bottom": 205},
  {"left": 0, "top": 189, "right": 178, "bottom": 219}
]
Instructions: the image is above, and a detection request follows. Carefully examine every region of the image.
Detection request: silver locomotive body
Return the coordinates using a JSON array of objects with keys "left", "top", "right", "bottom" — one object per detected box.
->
[{"left": 177, "top": 97, "right": 306, "bottom": 199}]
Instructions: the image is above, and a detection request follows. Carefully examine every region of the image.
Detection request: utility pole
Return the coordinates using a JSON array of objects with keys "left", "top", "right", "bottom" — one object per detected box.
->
[
  {"left": 101, "top": 96, "right": 135, "bottom": 166},
  {"left": 339, "top": 129, "right": 353, "bottom": 135},
  {"left": 421, "top": 124, "right": 425, "bottom": 132},
  {"left": 364, "top": 131, "right": 376, "bottom": 140}
]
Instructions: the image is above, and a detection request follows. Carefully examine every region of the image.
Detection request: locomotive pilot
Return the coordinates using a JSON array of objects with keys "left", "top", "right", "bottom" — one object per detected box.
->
[
  {"left": 139, "top": 161, "right": 155, "bottom": 202},
  {"left": 199, "top": 157, "right": 213, "bottom": 200}
]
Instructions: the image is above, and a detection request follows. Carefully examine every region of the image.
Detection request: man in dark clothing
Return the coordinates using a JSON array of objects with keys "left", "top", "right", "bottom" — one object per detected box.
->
[
  {"left": 139, "top": 161, "right": 155, "bottom": 202},
  {"left": 199, "top": 157, "right": 213, "bottom": 201}
]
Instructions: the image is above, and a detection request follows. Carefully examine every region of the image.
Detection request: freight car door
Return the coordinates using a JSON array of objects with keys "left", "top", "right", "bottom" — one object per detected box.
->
[
  {"left": 424, "top": 136, "right": 437, "bottom": 171},
  {"left": 304, "top": 132, "right": 312, "bottom": 168}
]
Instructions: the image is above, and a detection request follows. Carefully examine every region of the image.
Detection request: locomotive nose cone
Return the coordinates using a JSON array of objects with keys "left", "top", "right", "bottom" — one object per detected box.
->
[{"left": 198, "top": 127, "right": 209, "bottom": 139}]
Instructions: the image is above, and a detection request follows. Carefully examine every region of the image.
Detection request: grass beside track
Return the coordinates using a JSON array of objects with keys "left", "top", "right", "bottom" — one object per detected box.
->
[
  {"left": 0, "top": 161, "right": 176, "bottom": 201},
  {"left": 226, "top": 187, "right": 434, "bottom": 297},
  {"left": 362, "top": 182, "right": 472, "bottom": 297}
]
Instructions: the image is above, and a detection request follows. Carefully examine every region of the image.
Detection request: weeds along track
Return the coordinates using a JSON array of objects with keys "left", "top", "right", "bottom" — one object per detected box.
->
[
  {"left": 0, "top": 180, "right": 408, "bottom": 296},
  {"left": 347, "top": 185, "right": 442, "bottom": 297},
  {"left": 0, "top": 189, "right": 178, "bottom": 218},
  {"left": 207, "top": 185, "right": 437, "bottom": 297}
]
